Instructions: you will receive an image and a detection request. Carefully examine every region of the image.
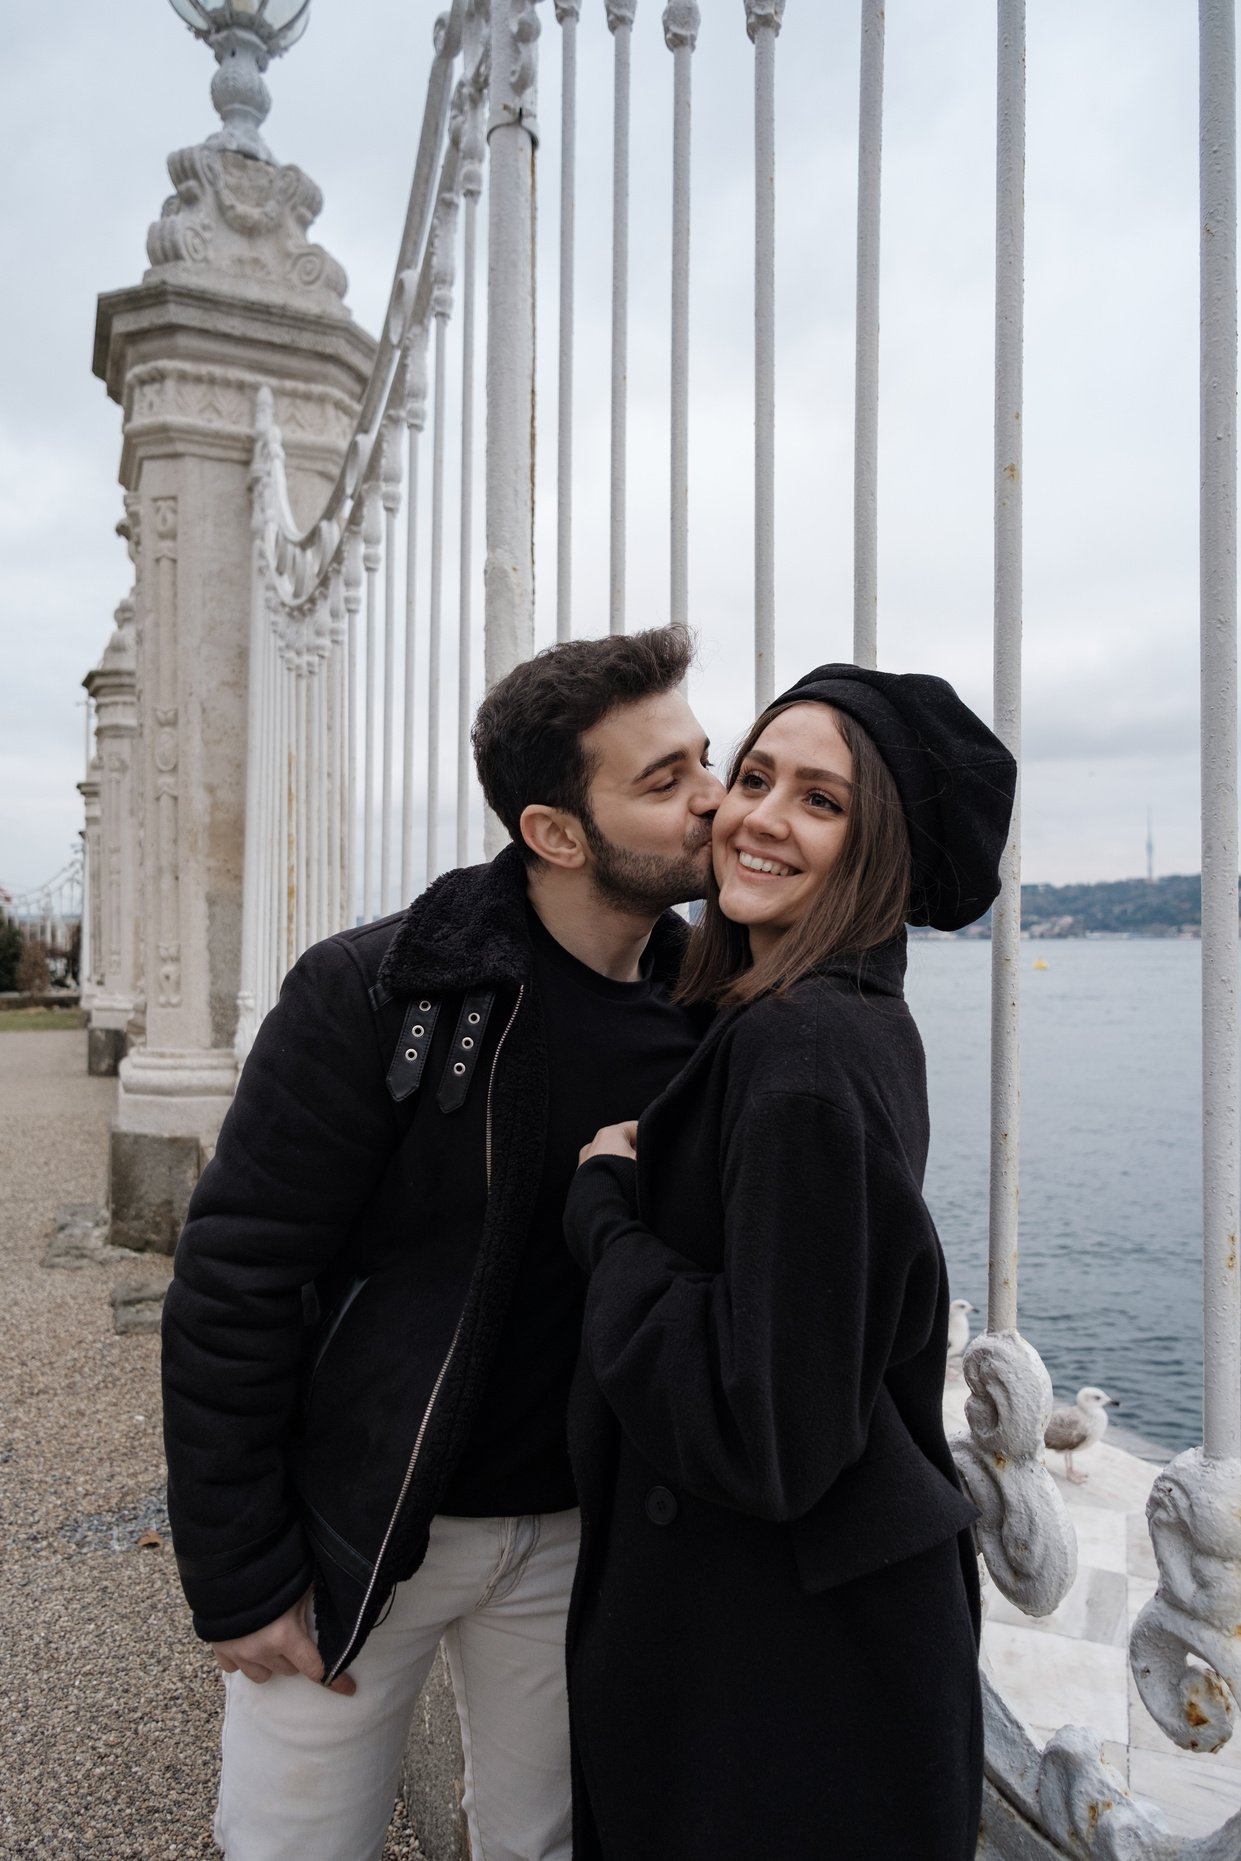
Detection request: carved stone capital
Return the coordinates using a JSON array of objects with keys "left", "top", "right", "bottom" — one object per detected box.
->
[
  {"left": 950, "top": 1329, "right": 1078, "bottom": 1617},
  {"left": 1130, "top": 1447, "right": 1241, "bottom": 1755},
  {"left": 606, "top": 0, "right": 637, "bottom": 31},
  {"left": 553, "top": 0, "right": 582, "bottom": 20},
  {"left": 744, "top": 0, "right": 784, "bottom": 42},
  {"left": 663, "top": 0, "right": 700, "bottom": 51},
  {"left": 146, "top": 146, "right": 348, "bottom": 312}
]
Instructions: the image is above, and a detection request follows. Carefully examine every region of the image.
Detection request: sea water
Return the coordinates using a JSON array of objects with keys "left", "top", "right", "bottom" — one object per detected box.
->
[{"left": 905, "top": 937, "right": 1205, "bottom": 1456}]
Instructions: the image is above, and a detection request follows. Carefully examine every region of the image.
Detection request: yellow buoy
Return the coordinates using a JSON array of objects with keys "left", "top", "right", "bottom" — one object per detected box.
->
[{"left": 1032, "top": 957, "right": 1049, "bottom": 971}]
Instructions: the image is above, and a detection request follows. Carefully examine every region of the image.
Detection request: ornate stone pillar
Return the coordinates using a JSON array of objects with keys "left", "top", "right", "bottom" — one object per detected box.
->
[
  {"left": 83, "top": 599, "right": 139, "bottom": 1076},
  {"left": 94, "top": 140, "right": 374, "bottom": 1251},
  {"left": 76, "top": 758, "right": 102, "bottom": 1013}
]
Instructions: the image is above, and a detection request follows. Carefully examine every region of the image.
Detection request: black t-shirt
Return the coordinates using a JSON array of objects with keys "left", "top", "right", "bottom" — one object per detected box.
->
[{"left": 439, "top": 907, "right": 701, "bottom": 1516}]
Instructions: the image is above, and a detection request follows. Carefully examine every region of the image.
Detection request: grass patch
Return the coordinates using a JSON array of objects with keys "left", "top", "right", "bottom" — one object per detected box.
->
[{"left": 0, "top": 1008, "right": 86, "bottom": 1033}]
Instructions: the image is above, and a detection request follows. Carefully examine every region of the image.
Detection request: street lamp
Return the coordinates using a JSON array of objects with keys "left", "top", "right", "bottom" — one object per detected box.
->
[{"left": 166, "top": 1, "right": 312, "bottom": 162}]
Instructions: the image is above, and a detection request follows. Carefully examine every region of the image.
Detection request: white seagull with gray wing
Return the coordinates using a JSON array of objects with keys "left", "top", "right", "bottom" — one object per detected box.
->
[
  {"left": 1043, "top": 1386, "right": 1117, "bottom": 1484},
  {"left": 945, "top": 1298, "right": 974, "bottom": 1380}
]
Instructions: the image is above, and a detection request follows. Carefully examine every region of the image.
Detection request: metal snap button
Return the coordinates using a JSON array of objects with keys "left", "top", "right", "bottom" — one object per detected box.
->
[{"left": 645, "top": 1486, "right": 678, "bottom": 1526}]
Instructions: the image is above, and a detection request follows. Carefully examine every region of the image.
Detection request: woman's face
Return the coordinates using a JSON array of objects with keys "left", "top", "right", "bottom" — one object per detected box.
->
[{"left": 712, "top": 703, "right": 854, "bottom": 960}]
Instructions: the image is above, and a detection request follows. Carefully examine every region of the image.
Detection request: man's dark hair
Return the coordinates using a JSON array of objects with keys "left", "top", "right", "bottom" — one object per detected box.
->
[{"left": 472, "top": 626, "right": 694, "bottom": 863}]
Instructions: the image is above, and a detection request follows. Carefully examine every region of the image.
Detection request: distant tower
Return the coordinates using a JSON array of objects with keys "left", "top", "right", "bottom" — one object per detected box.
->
[{"left": 1146, "top": 807, "right": 1155, "bottom": 884}]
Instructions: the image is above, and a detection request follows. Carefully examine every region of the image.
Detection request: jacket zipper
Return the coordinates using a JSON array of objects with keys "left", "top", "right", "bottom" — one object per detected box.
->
[{"left": 325, "top": 983, "right": 525, "bottom": 1684}]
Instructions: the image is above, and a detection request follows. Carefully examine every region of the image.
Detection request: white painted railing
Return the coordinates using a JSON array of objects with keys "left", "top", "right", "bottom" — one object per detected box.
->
[{"left": 231, "top": 9, "right": 1241, "bottom": 1849}]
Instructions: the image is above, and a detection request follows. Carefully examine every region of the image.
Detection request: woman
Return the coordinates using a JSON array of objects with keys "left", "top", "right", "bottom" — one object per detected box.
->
[{"left": 562, "top": 664, "right": 1017, "bottom": 1860}]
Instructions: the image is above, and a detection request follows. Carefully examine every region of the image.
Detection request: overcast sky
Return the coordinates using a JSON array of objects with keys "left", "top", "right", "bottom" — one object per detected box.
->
[{"left": 0, "top": 1, "right": 1207, "bottom": 898}]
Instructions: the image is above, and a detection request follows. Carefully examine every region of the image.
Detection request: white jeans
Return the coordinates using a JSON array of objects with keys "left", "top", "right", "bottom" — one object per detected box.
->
[{"left": 214, "top": 1510, "right": 579, "bottom": 1861}]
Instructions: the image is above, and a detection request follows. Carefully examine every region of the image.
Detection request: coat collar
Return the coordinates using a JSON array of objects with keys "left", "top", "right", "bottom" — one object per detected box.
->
[
  {"left": 813, "top": 933, "right": 907, "bottom": 998},
  {"left": 377, "top": 842, "right": 691, "bottom": 998}
]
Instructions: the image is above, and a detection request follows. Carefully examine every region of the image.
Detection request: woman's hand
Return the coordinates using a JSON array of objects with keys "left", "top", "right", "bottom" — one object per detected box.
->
[{"left": 578, "top": 1120, "right": 639, "bottom": 1166}]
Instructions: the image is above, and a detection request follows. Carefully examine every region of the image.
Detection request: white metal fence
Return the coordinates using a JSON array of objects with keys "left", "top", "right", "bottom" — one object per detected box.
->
[{"left": 237, "top": 8, "right": 1241, "bottom": 1849}]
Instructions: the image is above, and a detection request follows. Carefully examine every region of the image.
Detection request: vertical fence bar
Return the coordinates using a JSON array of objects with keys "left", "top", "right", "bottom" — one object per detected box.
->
[
  {"left": 362, "top": 486, "right": 382, "bottom": 921},
  {"left": 277, "top": 629, "right": 290, "bottom": 972},
  {"left": 665, "top": 2, "right": 699, "bottom": 634},
  {"left": 458, "top": 188, "right": 480, "bottom": 868},
  {"left": 556, "top": 1, "right": 581, "bottom": 641},
  {"left": 853, "top": 0, "right": 884, "bottom": 669},
  {"left": 314, "top": 606, "right": 330, "bottom": 943},
  {"left": 294, "top": 642, "right": 308, "bottom": 958},
  {"left": 343, "top": 525, "right": 363, "bottom": 929},
  {"left": 607, "top": 0, "right": 636, "bottom": 634},
  {"left": 747, "top": 0, "right": 783, "bottom": 710},
  {"left": 1200, "top": 0, "right": 1241, "bottom": 1461},
  {"left": 988, "top": 0, "right": 1025, "bottom": 1338},
  {"left": 235, "top": 542, "right": 265, "bottom": 1056},
  {"left": 428, "top": 310, "right": 451, "bottom": 885},
  {"left": 407, "top": 344, "right": 431, "bottom": 908},
  {"left": 484, "top": 0, "right": 540, "bottom": 855},
  {"left": 306, "top": 649, "right": 321, "bottom": 951},
  {"left": 327, "top": 571, "right": 345, "bottom": 932},
  {"left": 402, "top": 336, "right": 429, "bottom": 904},
  {"left": 259, "top": 609, "right": 276, "bottom": 1012},
  {"left": 380, "top": 424, "right": 403, "bottom": 917}
]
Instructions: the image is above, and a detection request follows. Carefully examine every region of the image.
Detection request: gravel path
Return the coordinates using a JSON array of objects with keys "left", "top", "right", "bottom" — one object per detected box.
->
[{"left": 0, "top": 1033, "right": 423, "bottom": 1859}]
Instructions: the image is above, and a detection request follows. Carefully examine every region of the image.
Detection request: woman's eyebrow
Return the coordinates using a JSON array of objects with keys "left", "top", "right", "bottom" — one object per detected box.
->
[{"left": 744, "top": 748, "right": 852, "bottom": 790}]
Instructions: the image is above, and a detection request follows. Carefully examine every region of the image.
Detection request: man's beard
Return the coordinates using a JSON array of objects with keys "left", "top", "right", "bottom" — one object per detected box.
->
[{"left": 582, "top": 815, "right": 713, "bottom": 916}]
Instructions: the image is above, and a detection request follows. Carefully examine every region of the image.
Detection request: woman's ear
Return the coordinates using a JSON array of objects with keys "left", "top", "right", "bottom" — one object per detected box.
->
[{"left": 519, "top": 804, "right": 588, "bottom": 871}]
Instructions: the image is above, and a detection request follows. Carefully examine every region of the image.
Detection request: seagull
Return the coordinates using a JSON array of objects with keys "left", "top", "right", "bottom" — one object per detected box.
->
[
  {"left": 1044, "top": 1387, "right": 1119, "bottom": 1483},
  {"left": 945, "top": 1299, "right": 975, "bottom": 1380}
]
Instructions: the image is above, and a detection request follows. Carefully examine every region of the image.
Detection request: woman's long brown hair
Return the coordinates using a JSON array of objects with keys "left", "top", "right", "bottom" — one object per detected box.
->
[{"left": 676, "top": 702, "right": 913, "bottom": 1008}]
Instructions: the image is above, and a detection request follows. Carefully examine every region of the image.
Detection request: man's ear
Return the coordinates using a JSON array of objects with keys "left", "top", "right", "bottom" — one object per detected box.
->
[{"left": 519, "top": 804, "right": 589, "bottom": 871}]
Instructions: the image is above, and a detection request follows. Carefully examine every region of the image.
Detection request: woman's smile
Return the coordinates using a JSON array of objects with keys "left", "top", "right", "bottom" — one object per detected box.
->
[
  {"left": 713, "top": 704, "right": 854, "bottom": 958},
  {"left": 734, "top": 848, "right": 800, "bottom": 878}
]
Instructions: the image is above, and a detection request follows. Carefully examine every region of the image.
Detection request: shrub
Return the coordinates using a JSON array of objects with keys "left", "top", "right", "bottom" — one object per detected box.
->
[
  {"left": 15, "top": 938, "right": 51, "bottom": 995},
  {"left": 0, "top": 918, "right": 22, "bottom": 992}
]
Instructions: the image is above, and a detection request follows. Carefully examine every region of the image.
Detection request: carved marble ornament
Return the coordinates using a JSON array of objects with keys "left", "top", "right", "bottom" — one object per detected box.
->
[
  {"left": 663, "top": 1, "right": 700, "bottom": 51},
  {"left": 1130, "top": 1447, "right": 1241, "bottom": 1755},
  {"left": 146, "top": 145, "right": 348, "bottom": 310},
  {"left": 744, "top": 0, "right": 785, "bottom": 43},
  {"left": 950, "top": 1328, "right": 1078, "bottom": 1618}
]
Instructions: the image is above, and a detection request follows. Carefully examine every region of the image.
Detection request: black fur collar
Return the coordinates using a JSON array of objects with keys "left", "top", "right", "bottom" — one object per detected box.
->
[{"left": 377, "top": 842, "right": 690, "bottom": 999}]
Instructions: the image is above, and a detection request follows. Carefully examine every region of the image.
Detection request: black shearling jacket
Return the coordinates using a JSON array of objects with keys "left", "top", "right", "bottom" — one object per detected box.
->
[{"left": 160, "top": 845, "right": 688, "bottom": 1682}]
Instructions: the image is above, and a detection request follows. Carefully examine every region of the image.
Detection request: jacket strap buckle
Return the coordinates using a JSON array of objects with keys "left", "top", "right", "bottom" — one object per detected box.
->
[
  {"left": 436, "top": 990, "right": 496, "bottom": 1112},
  {"left": 385, "top": 997, "right": 442, "bottom": 1103}
]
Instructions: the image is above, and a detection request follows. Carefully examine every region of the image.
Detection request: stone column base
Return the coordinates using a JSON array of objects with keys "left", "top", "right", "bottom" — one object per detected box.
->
[
  {"left": 109, "top": 1045, "right": 236, "bottom": 1252},
  {"left": 401, "top": 1648, "right": 468, "bottom": 1860},
  {"left": 109, "top": 1128, "right": 202, "bottom": 1254},
  {"left": 89, "top": 1025, "right": 129, "bottom": 1076}
]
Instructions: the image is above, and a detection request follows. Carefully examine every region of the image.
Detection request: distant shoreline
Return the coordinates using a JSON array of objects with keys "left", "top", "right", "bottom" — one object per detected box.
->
[{"left": 908, "top": 872, "right": 1235, "bottom": 941}]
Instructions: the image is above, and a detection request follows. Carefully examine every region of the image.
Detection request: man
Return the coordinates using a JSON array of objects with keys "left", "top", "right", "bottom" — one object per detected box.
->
[{"left": 161, "top": 626, "right": 724, "bottom": 1860}]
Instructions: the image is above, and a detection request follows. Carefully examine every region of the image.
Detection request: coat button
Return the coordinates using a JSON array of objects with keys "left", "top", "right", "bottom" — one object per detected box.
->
[{"left": 645, "top": 1486, "right": 678, "bottom": 1526}]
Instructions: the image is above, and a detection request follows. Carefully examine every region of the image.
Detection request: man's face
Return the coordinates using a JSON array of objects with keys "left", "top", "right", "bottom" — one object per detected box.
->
[{"left": 577, "top": 690, "right": 725, "bottom": 913}]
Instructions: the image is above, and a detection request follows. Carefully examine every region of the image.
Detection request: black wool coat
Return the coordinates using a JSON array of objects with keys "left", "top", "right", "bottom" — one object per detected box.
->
[
  {"left": 563, "top": 937, "right": 983, "bottom": 1861},
  {"left": 161, "top": 846, "right": 688, "bottom": 1682}
]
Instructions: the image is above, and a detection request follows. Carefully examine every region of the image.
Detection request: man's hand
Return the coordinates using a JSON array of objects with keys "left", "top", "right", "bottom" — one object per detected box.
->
[
  {"left": 211, "top": 1589, "right": 357, "bottom": 1695},
  {"left": 578, "top": 1120, "right": 639, "bottom": 1166}
]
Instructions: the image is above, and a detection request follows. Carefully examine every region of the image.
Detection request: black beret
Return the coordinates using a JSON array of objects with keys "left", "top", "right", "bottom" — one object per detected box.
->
[{"left": 770, "top": 664, "right": 1017, "bottom": 932}]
